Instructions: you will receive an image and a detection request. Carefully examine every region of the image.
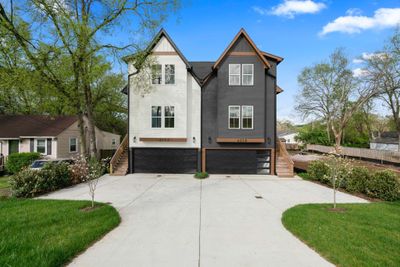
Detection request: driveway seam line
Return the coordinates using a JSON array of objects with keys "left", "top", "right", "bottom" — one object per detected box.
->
[
  {"left": 198, "top": 180, "right": 203, "bottom": 267},
  {"left": 120, "top": 177, "right": 164, "bottom": 210}
]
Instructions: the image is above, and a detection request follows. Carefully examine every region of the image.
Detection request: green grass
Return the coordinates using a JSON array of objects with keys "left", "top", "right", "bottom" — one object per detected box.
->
[
  {"left": 0, "top": 199, "right": 120, "bottom": 267},
  {"left": 282, "top": 202, "right": 400, "bottom": 267},
  {"left": 0, "top": 176, "right": 10, "bottom": 189}
]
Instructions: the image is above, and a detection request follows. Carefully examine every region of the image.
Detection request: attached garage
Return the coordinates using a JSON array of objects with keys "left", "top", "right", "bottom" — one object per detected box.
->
[
  {"left": 204, "top": 149, "right": 272, "bottom": 174},
  {"left": 132, "top": 148, "right": 199, "bottom": 174}
]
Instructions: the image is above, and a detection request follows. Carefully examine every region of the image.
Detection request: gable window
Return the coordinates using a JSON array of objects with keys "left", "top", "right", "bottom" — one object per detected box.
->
[
  {"left": 242, "top": 64, "right": 254, "bottom": 86},
  {"left": 229, "top": 64, "right": 241, "bottom": 85},
  {"left": 242, "top": 106, "right": 254, "bottom": 129},
  {"left": 151, "top": 106, "right": 162, "bottom": 128},
  {"left": 229, "top": 106, "right": 240, "bottom": 129},
  {"left": 151, "top": 64, "right": 162, "bottom": 84},
  {"left": 69, "top": 137, "right": 77, "bottom": 153},
  {"left": 164, "top": 106, "right": 175, "bottom": 128},
  {"left": 36, "top": 139, "right": 46, "bottom": 154},
  {"left": 165, "top": 64, "right": 175, "bottom": 84}
]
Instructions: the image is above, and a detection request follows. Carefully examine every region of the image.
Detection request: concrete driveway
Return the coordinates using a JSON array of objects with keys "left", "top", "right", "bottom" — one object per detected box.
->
[{"left": 41, "top": 174, "right": 367, "bottom": 267}]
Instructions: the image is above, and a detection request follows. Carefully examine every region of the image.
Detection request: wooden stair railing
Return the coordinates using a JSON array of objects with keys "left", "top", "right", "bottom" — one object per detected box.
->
[
  {"left": 110, "top": 135, "right": 128, "bottom": 174},
  {"left": 276, "top": 139, "right": 294, "bottom": 177}
]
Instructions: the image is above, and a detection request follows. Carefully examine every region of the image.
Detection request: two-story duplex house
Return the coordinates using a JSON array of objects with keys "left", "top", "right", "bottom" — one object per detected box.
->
[{"left": 116, "top": 28, "right": 293, "bottom": 176}]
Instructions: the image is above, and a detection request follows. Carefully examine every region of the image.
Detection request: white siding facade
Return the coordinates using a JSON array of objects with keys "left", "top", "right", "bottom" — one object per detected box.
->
[{"left": 128, "top": 36, "right": 201, "bottom": 149}]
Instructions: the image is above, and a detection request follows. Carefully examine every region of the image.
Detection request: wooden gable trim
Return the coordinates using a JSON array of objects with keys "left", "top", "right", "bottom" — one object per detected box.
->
[
  {"left": 139, "top": 137, "right": 187, "bottom": 142},
  {"left": 262, "top": 51, "right": 284, "bottom": 63},
  {"left": 152, "top": 51, "right": 178, "bottom": 56},
  {"left": 276, "top": 85, "right": 284, "bottom": 94},
  {"left": 216, "top": 137, "right": 265, "bottom": 143},
  {"left": 213, "top": 28, "right": 271, "bottom": 70}
]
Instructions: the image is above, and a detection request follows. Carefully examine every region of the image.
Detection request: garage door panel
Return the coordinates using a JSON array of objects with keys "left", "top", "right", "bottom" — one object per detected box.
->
[{"left": 133, "top": 148, "right": 198, "bottom": 173}]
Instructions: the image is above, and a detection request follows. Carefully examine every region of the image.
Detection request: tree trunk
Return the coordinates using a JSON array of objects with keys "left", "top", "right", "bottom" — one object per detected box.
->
[
  {"left": 334, "top": 133, "right": 342, "bottom": 154},
  {"left": 326, "top": 123, "right": 331, "bottom": 143},
  {"left": 398, "top": 132, "right": 400, "bottom": 152},
  {"left": 77, "top": 113, "right": 87, "bottom": 157}
]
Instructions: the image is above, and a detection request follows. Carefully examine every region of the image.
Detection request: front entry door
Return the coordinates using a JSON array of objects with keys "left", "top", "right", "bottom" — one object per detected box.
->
[{"left": 8, "top": 140, "right": 19, "bottom": 155}]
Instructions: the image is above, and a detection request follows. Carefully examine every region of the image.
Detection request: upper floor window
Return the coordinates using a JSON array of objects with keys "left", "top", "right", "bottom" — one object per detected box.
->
[
  {"left": 242, "top": 105, "right": 253, "bottom": 129},
  {"left": 151, "top": 64, "right": 162, "bottom": 84},
  {"left": 164, "top": 106, "right": 175, "bottom": 128},
  {"left": 69, "top": 137, "right": 77, "bottom": 153},
  {"left": 151, "top": 106, "right": 162, "bottom": 128},
  {"left": 165, "top": 64, "right": 175, "bottom": 84},
  {"left": 242, "top": 64, "right": 254, "bottom": 86},
  {"left": 229, "top": 64, "right": 241, "bottom": 85},
  {"left": 229, "top": 106, "right": 240, "bottom": 129}
]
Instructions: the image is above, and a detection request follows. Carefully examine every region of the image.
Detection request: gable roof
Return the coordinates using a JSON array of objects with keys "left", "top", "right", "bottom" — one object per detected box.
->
[
  {"left": 213, "top": 28, "right": 271, "bottom": 70},
  {"left": 189, "top": 61, "right": 214, "bottom": 81},
  {"left": 262, "top": 51, "right": 284, "bottom": 64},
  {"left": 0, "top": 115, "right": 78, "bottom": 138}
]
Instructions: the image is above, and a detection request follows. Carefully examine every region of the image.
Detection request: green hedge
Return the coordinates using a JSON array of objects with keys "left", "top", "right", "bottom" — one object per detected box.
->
[
  {"left": 305, "top": 160, "right": 400, "bottom": 201},
  {"left": 5, "top": 152, "right": 41, "bottom": 174}
]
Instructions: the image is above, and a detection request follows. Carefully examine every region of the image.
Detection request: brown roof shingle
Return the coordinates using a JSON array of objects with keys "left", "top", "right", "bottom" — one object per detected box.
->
[{"left": 0, "top": 115, "right": 78, "bottom": 138}]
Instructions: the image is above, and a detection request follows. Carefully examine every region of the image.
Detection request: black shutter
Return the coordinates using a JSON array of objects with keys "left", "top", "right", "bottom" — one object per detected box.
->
[
  {"left": 30, "top": 139, "right": 34, "bottom": 152},
  {"left": 47, "top": 139, "right": 52, "bottom": 155}
]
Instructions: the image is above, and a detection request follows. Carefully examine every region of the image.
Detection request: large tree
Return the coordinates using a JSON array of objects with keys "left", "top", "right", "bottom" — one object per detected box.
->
[
  {"left": 364, "top": 30, "right": 400, "bottom": 151},
  {"left": 0, "top": 0, "right": 178, "bottom": 157},
  {"left": 295, "top": 49, "right": 377, "bottom": 153}
]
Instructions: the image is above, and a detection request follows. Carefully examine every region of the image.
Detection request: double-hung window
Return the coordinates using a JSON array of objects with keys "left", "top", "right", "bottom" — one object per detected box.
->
[
  {"left": 229, "top": 64, "right": 241, "bottom": 85},
  {"left": 228, "top": 106, "right": 240, "bottom": 129},
  {"left": 242, "top": 106, "right": 253, "bottom": 129},
  {"left": 151, "top": 64, "right": 162, "bottom": 84},
  {"left": 242, "top": 64, "right": 254, "bottom": 86},
  {"left": 151, "top": 106, "right": 162, "bottom": 128},
  {"left": 69, "top": 137, "right": 77, "bottom": 153},
  {"left": 165, "top": 64, "right": 175, "bottom": 84},
  {"left": 164, "top": 106, "right": 175, "bottom": 128},
  {"left": 36, "top": 139, "right": 46, "bottom": 154}
]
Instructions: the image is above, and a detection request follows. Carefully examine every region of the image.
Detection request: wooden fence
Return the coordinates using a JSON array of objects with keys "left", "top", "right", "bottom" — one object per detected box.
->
[{"left": 307, "top": 144, "right": 400, "bottom": 164}]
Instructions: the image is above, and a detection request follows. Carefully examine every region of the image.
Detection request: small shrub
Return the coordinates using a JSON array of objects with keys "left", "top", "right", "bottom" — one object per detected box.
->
[
  {"left": 194, "top": 172, "right": 209, "bottom": 179},
  {"left": 346, "top": 166, "right": 371, "bottom": 193},
  {"left": 5, "top": 152, "right": 41, "bottom": 174},
  {"left": 307, "top": 160, "right": 330, "bottom": 183},
  {"left": 366, "top": 170, "right": 400, "bottom": 201},
  {"left": 10, "top": 168, "right": 41, "bottom": 198},
  {"left": 69, "top": 156, "right": 89, "bottom": 184}
]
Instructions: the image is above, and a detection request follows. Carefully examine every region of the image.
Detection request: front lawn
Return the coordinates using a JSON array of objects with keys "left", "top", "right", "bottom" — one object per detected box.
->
[
  {"left": 0, "top": 199, "right": 120, "bottom": 267},
  {"left": 282, "top": 202, "right": 400, "bottom": 267},
  {"left": 0, "top": 176, "right": 10, "bottom": 189}
]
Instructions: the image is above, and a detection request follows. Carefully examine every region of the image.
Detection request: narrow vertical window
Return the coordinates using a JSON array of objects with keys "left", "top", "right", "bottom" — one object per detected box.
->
[
  {"left": 242, "top": 106, "right": 253, "bottom": 129},
  {"left": 151, "top": 64, "right": 162, "bottom": 84},
  {"left": 242, "top": 64, "right": 254, "bottom": 86},
  {"left": 229, "top": 106, "right": 240, "bottom": 129},
  {"left": 151, "top": 106, "right": 162, "bottom": 128},
  {"left": 164, "top": 106, "right": 175, "bottom": 128},
  {"left": 165, "top": 64, "right": 175, "bottom": 84},
  {"left": 229, "top": 64, "right": 241, "bottom": 85},
  {"left": 36, "top": 139, "right": 46, "bottom": 154},
  {"left": 69, "top": 137, "right": 77, "bottom": 153}
]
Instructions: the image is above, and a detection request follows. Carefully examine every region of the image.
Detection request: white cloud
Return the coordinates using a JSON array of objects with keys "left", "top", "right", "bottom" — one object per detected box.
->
[
  {"left": 353, "top": 52, "right": 388, "bottom": 64},
  {"left": 352, "top": 58, "right": 365, "bottom": 64},
  {"left": 346, "top": 8, "right": 363, "bottom": 16},
  {"left": 321, "top": 8, "right": 400, "bottom": 35},
  {"left": 253, "top": 0, "right": 326, "bottom": 19},
  {"left": 353, "top": 68, "right": 369, "bottom": 77}
]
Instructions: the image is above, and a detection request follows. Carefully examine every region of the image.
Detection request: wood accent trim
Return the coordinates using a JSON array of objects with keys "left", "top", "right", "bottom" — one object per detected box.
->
[
  {"left": 213, "top": 29, "right": 271, "bottom": 69},
  {"left": 216, "top": 137, "right": 265, "bottom": 143},
  {"left": 261, "top": 51, "right": 284, "bottom": 62},
  {"left": 139, "top": 137, "right": 187, "bottom": 142},
  {"left": 229, "top": 51, "right": 256, "bottom": 56},
  {"left": 152, "top": 51, "right": 178, "bottom": 56},
  {"left": 204, "top": 147, "right": 271, "bottom": 150},
  {"left": 271, "top": 148, "right": 276, "bottom": 175},
  {"left": 202, "top": 148, "right": 206, "bottom": 172}
]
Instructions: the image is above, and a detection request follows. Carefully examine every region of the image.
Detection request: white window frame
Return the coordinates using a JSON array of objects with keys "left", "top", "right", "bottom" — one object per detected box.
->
[
  {"left": 164, "top": 64, "right": 175, "bottom": 85},
  {"left": 151, "top": 64, "right": 162, "bottom": 85},
  {"left": 69, "top": 137, "right": 78, "bottom": 153},
  {"left": 241, "top": 105, "right": 254, "bottom": 129},
  {"left": 228, "top": 105, "right": 241, "bottom": 129},
  {"left": 242, "top": 64, "right": 254, "bottom": 86},
  {"left": 151, "top": 105, "right": 175, "bottom": 129},
  {"left": 35, "top": 139, "right": 47, "bottom": 155},
  {"left": 151, "top": 106, "right": 162, "bottom": 128},
  {"left": 164, "top": 106, "right": 175, "bottom": 128},
  {"left": 229, "top": 64, "right": 241, "bottom": 86}
]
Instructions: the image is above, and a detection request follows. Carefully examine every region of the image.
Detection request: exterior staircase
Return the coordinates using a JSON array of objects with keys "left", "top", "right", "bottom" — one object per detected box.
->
[
  {"left": 110, "top": 135, "right": 128, "bottom": 176},
  {"left": 276, "top": 139, "right": 294, "bottom": 177}
]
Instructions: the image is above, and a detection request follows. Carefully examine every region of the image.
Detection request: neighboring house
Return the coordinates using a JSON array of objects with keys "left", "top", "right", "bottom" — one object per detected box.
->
[
  {"left": 0, "top": 115, "right": 120, "bottom": 159},
  {"left": 278, "top": 131, "right": 299, "bottom": 144},
  {"left": 120, "top": 28, "right": 287, "bottom": 175},
  {"left": 370, "top": 131, "right": 399, "bottom": 151}
]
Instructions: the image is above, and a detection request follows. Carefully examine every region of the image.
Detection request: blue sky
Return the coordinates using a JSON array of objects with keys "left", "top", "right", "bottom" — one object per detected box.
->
[{"left": 117, "top": 0, "right": 400, "bottom": 123}]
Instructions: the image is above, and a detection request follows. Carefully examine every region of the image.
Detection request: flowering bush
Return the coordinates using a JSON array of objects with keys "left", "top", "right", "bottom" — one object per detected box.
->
[{"left": 69, "top": 155, "right": 89, "bottom": 184}]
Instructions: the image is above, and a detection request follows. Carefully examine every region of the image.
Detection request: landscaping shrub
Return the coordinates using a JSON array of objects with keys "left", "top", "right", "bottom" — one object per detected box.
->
[
  {"left": 10, "top": 163, "right": 71, "bottom": 198},
  {"left": 346, "top": 166, "right": 371, "bottom": 193},
  {"left": 194, "top": 172, "right": 209, "bottom": 179},
  {"left": 5, "top": 152, "right": 41, "bottom": 174},
  {"left": 366, "top": 170, "right": 400, "bottom": 201},
  {"left": 307, "top": 160, "right": 330, "bottom": 183},
  {"left": 69, "top": 156, "right": 89, "bottom": 184}
]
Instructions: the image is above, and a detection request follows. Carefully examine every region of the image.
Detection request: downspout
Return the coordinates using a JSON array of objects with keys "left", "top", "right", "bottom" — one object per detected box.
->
[{"left": 127, "top": 70, "right": 138, "bottom": 174}]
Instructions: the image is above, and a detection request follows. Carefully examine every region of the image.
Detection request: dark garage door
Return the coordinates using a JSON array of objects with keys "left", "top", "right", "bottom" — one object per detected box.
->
[
  {"left": 133, "top": 148, "right": 198, "bottom": 173},
  {"left": 206, "top": 149, "right": 271, "bottom": 174}
]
